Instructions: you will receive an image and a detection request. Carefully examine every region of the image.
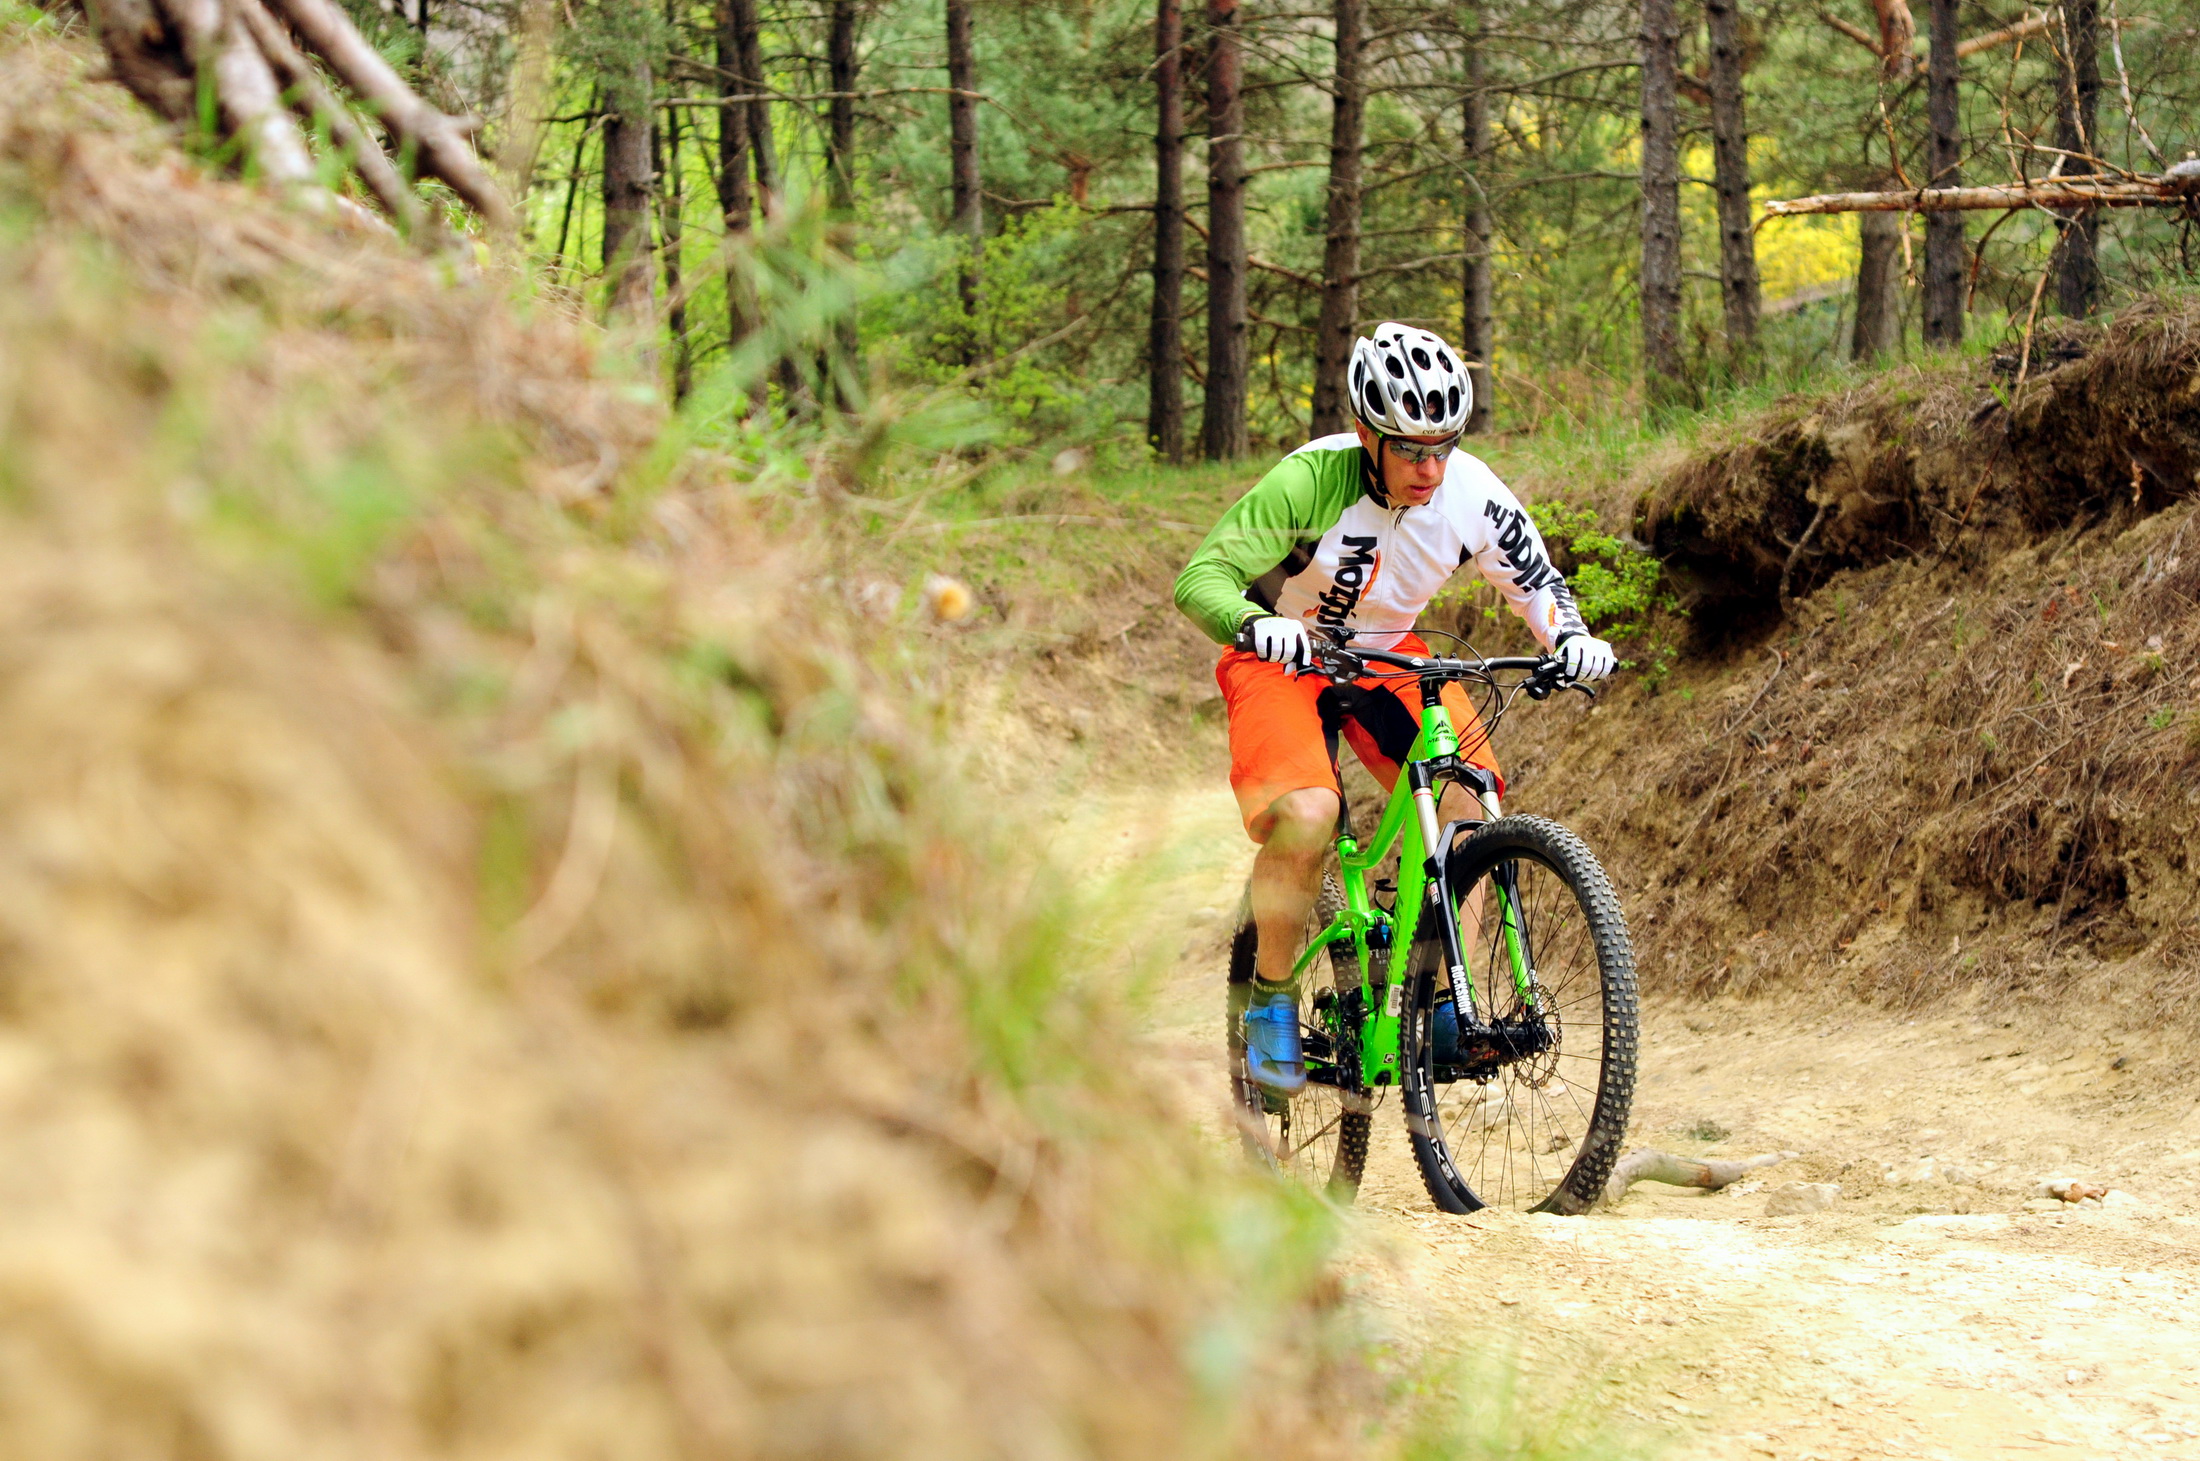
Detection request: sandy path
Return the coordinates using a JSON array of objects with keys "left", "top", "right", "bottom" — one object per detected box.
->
[{"left": 1083, "top": 775, "right": 2200, "bottom": 1461}]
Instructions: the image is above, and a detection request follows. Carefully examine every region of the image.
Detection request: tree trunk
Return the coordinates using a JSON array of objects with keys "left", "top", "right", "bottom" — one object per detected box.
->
[
  {"left": 1309, "top": 0, "right": 1364, "bottom": 438},
  {"left": 1705, "top": 0, "right": 1759, "bottom": 352},
  {"left": 659, "top": 75, "right": 691, "bottom": 402},
  {"left": 1921, "top": 0, "right": 1963, "bottom": 346},
  {"left": 495, "top": 0, "right": 556, "bottom": 201},
  {"left": 826, "top": 2, "right": 859, "bottom": 215},
  {"left": 727, "top": 0, "right": 796, "bottom": 404},
  {"left": 727, "top": 0, "right": 777, "bottom": 212},
  {"left": 602, "top": 57, "right": 657, "bottom": 325},
  {"left": 825, "top": 0, "right": 862, "bottom": 399},
  {"left": 1851, "top": 203, "right": 1903, "bottom": 360},
  {"left": 1201, "top": 0, "right": 1249, "bottom": 460},
  {"left": 715, "top": 0, "right": 754, "bottom": 347},
  {"left": 1460, "top": 8, "right": 1493, "bottom": 434},
  {"left": 2054, "top": 0, "right": 2100, "bottom": 317},
  {"left": 1638, "top": 0, "right": 1686, "bottom": 396},
  {"left": 945, "top": 0, "right": 983, "bottom": 324},
  {"left": 1147, "top": 0, "right": 1187, "bottom": 461}
]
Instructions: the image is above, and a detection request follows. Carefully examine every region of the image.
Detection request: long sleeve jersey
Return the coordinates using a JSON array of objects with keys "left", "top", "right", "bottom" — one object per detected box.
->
[{"left": 1172, "top": 433, "right": 1588, "bottom": 652}]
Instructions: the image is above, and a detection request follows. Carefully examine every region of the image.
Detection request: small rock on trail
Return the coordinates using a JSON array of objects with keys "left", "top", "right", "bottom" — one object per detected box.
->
[{"left": 1764, "top": 1181, "right": 1840, "bottom": 1215}]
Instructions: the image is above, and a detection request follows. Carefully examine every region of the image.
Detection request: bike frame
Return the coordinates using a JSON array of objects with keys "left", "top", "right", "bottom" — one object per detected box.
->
[{"left": 1286, "top": 680, "right": 1539, "bottom": 1087}]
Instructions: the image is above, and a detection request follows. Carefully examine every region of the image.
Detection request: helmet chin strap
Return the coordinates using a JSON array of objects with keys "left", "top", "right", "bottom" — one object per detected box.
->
[{"left": 1356, "top": 433, "right": 1391, "bottom": 506}]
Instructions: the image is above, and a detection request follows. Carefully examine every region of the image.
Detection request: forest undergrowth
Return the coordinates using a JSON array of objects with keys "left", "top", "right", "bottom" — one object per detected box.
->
[{"left": 0, "top": 22, "right": 1663, "bottom": 1461}]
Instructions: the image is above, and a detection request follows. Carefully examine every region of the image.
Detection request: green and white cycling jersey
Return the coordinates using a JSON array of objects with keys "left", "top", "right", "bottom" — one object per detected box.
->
[{"left": 1173, "top": 432, "right": 1587, "bottom": 652}]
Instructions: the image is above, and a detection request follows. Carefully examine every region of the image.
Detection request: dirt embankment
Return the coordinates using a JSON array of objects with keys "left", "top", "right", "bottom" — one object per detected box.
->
[{"left": 1639, "top": 307, "right": 2200, "bottom": 628}]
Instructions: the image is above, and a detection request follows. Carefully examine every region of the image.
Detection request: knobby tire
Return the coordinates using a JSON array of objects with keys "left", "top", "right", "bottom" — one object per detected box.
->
[{"left": 1401, "top": 815, "right": 1638, "bottom": 1214}]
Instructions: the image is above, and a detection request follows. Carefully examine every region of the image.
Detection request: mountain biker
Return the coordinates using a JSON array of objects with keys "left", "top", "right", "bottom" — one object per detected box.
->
[{"left": 1172, "top": 323, "right": 1616, "bottom": 1096}]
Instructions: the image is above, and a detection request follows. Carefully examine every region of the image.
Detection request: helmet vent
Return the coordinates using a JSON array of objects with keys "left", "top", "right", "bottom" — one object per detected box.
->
[
  {"left": 1385, "top": 356, "right": 1405, "bottom": 378},
  {"left": 1410, "top": 347, "right": 1430, "bottom": 368},
  {"left": 1361, "top": 379, "right": 1385, "bottom": 417},
  {"left": 1401, "top": 391, "right": 1422, "bottom": 420},
  {"left": 1447, "top": 385, "right": 1461, "bottom": 413}
]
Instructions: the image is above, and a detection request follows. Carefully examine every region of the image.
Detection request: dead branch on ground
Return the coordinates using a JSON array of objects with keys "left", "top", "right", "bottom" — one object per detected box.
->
[{"left": 1602, "top": 1149, "right": 1793, "bottom": 1206}]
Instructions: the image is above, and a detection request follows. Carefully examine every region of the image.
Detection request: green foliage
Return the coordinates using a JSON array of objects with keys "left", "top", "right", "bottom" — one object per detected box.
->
[
  {"left": 1526, "top": 500, "right": 1674, "bottom": 641},
  {"left": 872, "top": 202, "right": 1146, "bottom": 462}
]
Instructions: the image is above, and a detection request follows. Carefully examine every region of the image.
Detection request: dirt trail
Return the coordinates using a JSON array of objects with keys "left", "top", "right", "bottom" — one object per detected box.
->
[{"left": 1083, "top": 775, "right": 2200, "bottom": 1461}]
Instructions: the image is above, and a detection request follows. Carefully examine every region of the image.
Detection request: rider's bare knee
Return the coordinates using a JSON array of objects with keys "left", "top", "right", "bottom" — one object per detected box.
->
[{"left": 1255, "top": 787, "right": 1340, "bottom": 848}]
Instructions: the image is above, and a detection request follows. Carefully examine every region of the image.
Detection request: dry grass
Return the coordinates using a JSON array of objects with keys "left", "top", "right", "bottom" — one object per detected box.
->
[{"left": 0, "top": 23, "right": 1412, "bottom": 1461}]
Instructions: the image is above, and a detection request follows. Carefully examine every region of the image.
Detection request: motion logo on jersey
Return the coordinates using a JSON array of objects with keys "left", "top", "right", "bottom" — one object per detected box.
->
[
  {"left": 1313, "top": 535, "right": 1381, "bottom": 627},
  {"left": 1482, "top": 500, "right": 1563, "bottom": 597}
]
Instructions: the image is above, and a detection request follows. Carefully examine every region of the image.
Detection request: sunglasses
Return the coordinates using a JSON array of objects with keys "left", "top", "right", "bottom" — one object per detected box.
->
[{"left": 1380, "top": 433, "right": 1460, "bottom": 465}]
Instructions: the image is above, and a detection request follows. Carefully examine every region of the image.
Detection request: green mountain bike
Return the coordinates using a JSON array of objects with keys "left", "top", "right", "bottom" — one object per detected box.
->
[{"left": 1225, "top": 631, "right": 1639, "bottom": 1215}]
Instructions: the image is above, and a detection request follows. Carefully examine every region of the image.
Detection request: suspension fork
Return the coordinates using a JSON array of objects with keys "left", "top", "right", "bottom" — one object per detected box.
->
[
  {"left": 1408, "top": 760, "right": 1478, "bottom": 1024},
  {"left": 1487, "top": 861, "right": 1541, "bottom": 1011},
  {"left": 1465, "top": 773, "right": 1541, "bottom": 1012},
  {"left": 1427, "top": 773, "right": 1540, "bottom": 1019}
]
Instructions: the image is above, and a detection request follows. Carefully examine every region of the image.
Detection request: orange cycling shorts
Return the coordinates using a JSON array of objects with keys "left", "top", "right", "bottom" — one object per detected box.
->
[{"left": 1217, "top": 631, "right": 1502, "bottom": 840}]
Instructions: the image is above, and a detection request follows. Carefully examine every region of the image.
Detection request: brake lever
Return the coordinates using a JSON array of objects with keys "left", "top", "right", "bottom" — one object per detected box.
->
[{"left": 1522, "top": 659, "right": 1564, "bottom": 701}]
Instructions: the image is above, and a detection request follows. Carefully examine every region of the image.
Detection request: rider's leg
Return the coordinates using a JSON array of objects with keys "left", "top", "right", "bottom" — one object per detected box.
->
[{"left": 1247, "top": 786, "right": 1342, "bottom": 986}]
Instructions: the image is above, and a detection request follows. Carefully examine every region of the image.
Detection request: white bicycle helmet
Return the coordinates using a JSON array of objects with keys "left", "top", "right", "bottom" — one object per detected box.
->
[{"left": 1347, "top": 323, "right": 1472, "bottom": 437}]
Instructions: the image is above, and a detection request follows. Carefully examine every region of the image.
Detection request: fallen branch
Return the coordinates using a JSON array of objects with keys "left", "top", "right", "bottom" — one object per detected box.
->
[
  {"left": 1602, "top": 1149, "right": 1793, "bottom": 1206},
  {"left": 87, "top": 0, "right": 510, "bottom": 235},
  {"left": 1765, "top": 165, "right": 2200, "bottom": 217},
  {"left": 208, "top": 5, "right": 317, "bottom": 190},
  {"left": 260, "top": 0, "right": 511, "bottom": 232},
  {"left": 237, "top": 0, "right": 423, "bottom": 232}
]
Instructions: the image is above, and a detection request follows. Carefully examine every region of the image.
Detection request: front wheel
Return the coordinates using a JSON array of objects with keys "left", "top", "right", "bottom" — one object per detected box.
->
[{"left": 1401, "top": 816, "right": 1638, "bottom": 1214}]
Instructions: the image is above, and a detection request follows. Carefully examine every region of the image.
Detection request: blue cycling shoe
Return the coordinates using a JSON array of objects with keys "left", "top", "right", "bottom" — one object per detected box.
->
[{"left": 1242, "top": 982, "right": 1307, "bottom": 1095}]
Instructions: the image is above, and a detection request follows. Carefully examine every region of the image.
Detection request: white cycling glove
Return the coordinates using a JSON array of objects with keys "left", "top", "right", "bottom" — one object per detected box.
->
[
  {"left": 1241, "top": 614, "right": 1313, "bottom": 671},
  {"left": 1554, "top": 631, "right": 1616, "bottom": 682}
]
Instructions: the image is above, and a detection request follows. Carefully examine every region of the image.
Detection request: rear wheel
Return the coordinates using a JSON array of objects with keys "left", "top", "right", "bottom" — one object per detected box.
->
[
  {"left": 1401, "top": 816, "right": 1637, "bottom": 1214},
  {"left": 1227, "top": 872, "right": 1370, "bottom": 1200}
]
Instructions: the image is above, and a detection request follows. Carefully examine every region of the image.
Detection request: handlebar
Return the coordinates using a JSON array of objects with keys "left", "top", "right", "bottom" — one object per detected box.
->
[
  {"left": 1234, "top": 620, "right": 1598, "bottom": 701},
  {"left": 1331, "top": 641, "right": 1596, "bottom": 701}
]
